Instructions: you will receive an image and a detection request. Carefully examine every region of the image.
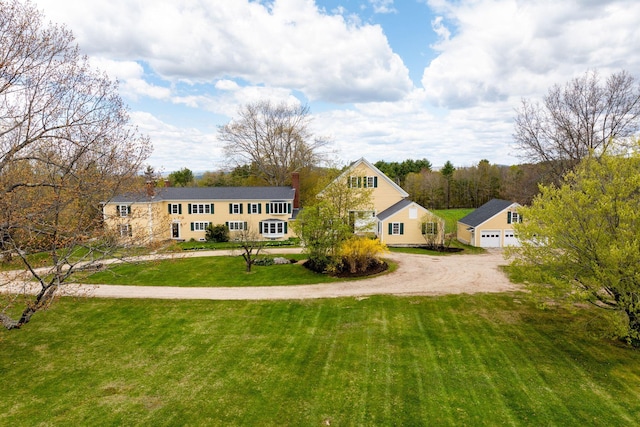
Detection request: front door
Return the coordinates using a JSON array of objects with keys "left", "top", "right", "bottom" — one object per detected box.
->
[{"left": 171, "top": 222, "right": 180, "bottom": 239}]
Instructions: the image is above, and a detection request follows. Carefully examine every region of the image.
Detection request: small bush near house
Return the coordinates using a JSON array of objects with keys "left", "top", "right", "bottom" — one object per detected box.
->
[
  {"left": 206, "top": 224, "right": 229, "bottom": 243},
  {"left": 335, "top": 237, "right": 388, "bottom": 276}
]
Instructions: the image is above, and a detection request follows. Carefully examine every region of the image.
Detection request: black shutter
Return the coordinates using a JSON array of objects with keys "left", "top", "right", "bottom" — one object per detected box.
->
[
  {"left": 188, "top": 204, "right": 192, "bottom": 214},
  {"left": 178, "top": 204, "right": 182, "bottom": 214},
  {"left": 507, "top": 212, "right": 512, "bottom": 224}
]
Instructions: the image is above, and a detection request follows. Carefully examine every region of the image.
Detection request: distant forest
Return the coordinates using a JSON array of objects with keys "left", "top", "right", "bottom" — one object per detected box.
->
[{"left": 158, "top": 157, "right": 548, "bottom": 210}]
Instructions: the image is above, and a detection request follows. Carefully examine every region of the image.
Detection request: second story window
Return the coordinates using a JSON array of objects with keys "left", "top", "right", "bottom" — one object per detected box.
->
[
  {"left": 248, "top": 203, "right": 261, "bottom": 214},
  {"left": 267, "top": 201, "right": 291, "bottom": 215},
  {"left": 168, "top": 203, "right": 182, "bottom": 215},
  {"left": 118, "top": 205, "right": 131, "bottom": 217},
  {"left": 229, "top": 203, "right": 243, "bottom": 214},
  {"left": 189, "top": 203, "right": 213, "bottom": 214}
]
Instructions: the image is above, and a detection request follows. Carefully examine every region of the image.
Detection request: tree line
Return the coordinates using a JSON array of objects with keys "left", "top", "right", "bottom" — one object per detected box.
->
[{"left": 165, "top": 158, "right": 543, "bottom": 210}]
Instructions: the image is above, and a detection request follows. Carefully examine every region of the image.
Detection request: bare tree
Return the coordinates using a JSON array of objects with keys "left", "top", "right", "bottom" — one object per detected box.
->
[
  {"left": 231, "top": 222, "right": 265, "bottom": 273},
  {"left": 219, "top": 100, "right": 329, "bottom": 186},
  {"left": 0, "top": 0, "right": 151, "bottom": 329},
  {"left": 514, "top": 70, "right": 640, "bottom": 181}
]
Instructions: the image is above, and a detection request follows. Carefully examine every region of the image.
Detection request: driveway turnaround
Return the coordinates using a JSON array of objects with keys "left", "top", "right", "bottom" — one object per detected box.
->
[{"left": 57, "top": 249, "right": 518, "bottom": 300}]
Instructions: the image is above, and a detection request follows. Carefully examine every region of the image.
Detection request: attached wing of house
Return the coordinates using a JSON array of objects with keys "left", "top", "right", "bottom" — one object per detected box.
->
[
  {"left": 104, "top": 184, "right": 298, "bottom": 243},
  {"left": 457, "top": 198, "right": 522, "bottom": 248},
  {"left": 330, "top": 158, "right": 445, "bottom": 246}
]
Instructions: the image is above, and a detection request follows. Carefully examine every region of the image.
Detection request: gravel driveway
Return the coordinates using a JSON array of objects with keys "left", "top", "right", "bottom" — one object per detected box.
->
[{"left": 70, "top": 249, "right": 518, "bottom": 300}]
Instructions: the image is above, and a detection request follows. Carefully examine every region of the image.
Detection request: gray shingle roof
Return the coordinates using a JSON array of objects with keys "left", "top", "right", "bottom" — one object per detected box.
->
[
  {"left": 109, "top": 186, "right": 295, "bottom": 203},
  {"left": 377, "top": 199, "right": 416, "bottom": 220},
  {"left": 458, "top": 199, "right": 516, "bottom": 227}
]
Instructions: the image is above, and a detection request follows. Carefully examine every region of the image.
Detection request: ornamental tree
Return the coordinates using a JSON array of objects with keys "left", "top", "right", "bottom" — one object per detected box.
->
[
  {"left": 0, "top": 0, "right": 150, "bottom": 329},
  {"left": 508, "top": 146, "right": 640, "bottom": 345}
]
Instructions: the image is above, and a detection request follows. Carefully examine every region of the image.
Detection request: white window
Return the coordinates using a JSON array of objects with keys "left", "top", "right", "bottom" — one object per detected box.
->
[
  {"left": 248, "top": 203, "right": 261, "bottom": 214},
  {"left": 191, "top": 222, "right": 210, "bottom": 231},
  {"left": 168, "top": 203, "right": 181, "bottom": 214},
  {"left": 261, "top": 220, "right": 287, "bottom": 236},
  {"left": 227, "top": 221, "right": 246, "bottom": 231},
  {"left": 118, "top": 205, "right": 130, "bottom": 217},
  {"left": 230, "top": 203, "right": 242, "bottom": 214},
  {"left": 389, "top": 222, "right": 403, "bottom": 235},
  {"left": 508, "top": 211, "right": 522, "bottom": 224},
  {"left": 349, "top": 176, "right": 377, "bottom": 188},
  {"left": 364, "top": 176, "right": 376, "bottom": 188},
  {"left": 191, "top": 204, "right": 211, "bottom": 214},
  {"left": 423, "top": 222, "right": 438, "bottom": 235},
  {"left": 119, "top": 224, "right": 132, "bottom": 237},
  {"left": 268, "top": 202, "right": 290, "bottom": 214}
]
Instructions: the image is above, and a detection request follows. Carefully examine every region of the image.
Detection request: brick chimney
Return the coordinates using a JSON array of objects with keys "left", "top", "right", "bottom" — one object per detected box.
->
[
  {"left": 291, "top": 172, "right": 300, "bottom": 209},
  {"left": 145, "top": 180, "right": 155, "bottom": 197}
]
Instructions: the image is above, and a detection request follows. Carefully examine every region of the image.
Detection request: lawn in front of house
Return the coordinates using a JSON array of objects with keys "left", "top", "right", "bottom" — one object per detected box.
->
[
  {"left": 1, "top": 294, "right": 639, "bottom": 426},
  {"left": 74, "top": 254, "right": 396, "bottom": 287}
]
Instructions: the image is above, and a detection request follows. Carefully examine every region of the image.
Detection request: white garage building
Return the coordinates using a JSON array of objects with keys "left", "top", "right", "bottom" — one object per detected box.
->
[{"left": 456, "top": 199, "right": 522, "bottom": 248}]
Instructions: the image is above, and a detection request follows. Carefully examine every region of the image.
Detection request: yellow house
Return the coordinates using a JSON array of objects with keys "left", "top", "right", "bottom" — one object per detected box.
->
[
  {"left": 332, "top": 158, "right": 445, "bottom": 246},
  {"left": 456, "top": 199, "right": 522, "bottom": 248},
  {"left": 103, "top": 180, "right": 299, "bottom": 243}
]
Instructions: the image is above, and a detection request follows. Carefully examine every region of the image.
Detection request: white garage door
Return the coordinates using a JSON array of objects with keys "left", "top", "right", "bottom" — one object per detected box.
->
[
  {"left": 480, "top": 230, "right": 501, "bottom": 247},
  {"left": 504, "top": 230, "right": 520, "bottom": 247}
]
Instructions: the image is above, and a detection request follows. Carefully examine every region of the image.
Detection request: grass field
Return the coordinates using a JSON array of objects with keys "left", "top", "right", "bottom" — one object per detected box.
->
[
  {"left": 2, "top": 294, "right": 639, "bottom": 426},
  {"left": 77, "top": 254, "right": 334, "bottom": 287},
  {"left": 432, "top": 208, "right": 474, "bottom": 233}
]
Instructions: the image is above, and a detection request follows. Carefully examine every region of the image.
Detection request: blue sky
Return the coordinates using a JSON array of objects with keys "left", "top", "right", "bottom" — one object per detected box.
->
[{"left": 33, "top": 0, "right": 640, "bottom": 172}]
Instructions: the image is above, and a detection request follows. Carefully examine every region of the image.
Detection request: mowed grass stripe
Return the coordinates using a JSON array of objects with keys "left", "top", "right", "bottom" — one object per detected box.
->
[
  {"left": 450, "top": 305, "right": 522, "bottom": 424},
  {"left": 2, "top": 295, "right": 640, "bottom": 425}
]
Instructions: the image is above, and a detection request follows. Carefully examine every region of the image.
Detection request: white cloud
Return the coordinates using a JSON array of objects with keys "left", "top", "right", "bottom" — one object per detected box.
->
[
  {"left": 369, "top": 0, "right": 397, "bottom": 14},
  {"left": 131, "top": 112, "right": 224, "bottom": 172},
  {"left": 88, "top": 57, "right": 172, "bottom": 101},
  {"left": 34, "top": 0, "right": 413, "bottom": 103},
  {"left": 422, "top": 0, "right": 640, "bottom": 108}
]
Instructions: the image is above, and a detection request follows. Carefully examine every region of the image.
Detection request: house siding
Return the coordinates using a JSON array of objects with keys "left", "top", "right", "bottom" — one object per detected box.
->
[
  {"left": 349, "top": 163, "right": 405, "bottom": 214},
  {"left": 104, "top": 196, "right": 296, "bottom": 243}
]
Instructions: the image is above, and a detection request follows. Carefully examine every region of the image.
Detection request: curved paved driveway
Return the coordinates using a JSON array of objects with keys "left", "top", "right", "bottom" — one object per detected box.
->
[{"left": 76, "top": 250, "right": 518, "bottom": 300}]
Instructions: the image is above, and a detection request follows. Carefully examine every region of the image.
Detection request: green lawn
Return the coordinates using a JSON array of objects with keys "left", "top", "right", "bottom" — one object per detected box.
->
[
  {"left": 1, "top": 294, "right": 639, "bottom": 426},
  {"left": 433, "top": 208, "right": 474, "bottom": 233},
  {"left": 76, "top": 254, "right": 351, "bottom": 287}
]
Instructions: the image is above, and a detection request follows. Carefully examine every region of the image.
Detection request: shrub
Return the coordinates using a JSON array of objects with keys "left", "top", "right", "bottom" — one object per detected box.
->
[
  {"left": 253, "top": 257, "right": 274, "bottom": 266},
  {"left": 338, "top": 237, "right": 388, "bottom": 274},
  {"left": 206, "top": 224, "right": 229, "bottom": 243}
]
